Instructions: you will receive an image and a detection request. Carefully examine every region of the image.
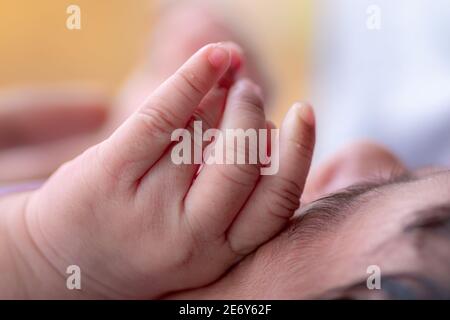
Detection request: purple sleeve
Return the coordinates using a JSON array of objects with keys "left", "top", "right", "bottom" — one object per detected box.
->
[{"left": 0, "top": 180, "right": 45, "bottom": 197}]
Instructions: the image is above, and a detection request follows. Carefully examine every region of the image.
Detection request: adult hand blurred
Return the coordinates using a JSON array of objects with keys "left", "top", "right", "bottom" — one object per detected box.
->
[{"left": 0, "top": 86, "right": 108, "bottom": 184}]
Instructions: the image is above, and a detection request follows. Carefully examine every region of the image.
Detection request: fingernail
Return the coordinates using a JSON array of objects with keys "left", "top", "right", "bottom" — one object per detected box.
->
[
  {"left": 230, "top": 55, "right": 242, "bottom": 71},
  {"left": 294, "top": 102, "right": 315, "bottom": 127},
  {"left": 226, "top": 42, "right": 244, "bottom": 71},
  {"left": 208, "top": 44, "right": 230, "bottom": 68}
]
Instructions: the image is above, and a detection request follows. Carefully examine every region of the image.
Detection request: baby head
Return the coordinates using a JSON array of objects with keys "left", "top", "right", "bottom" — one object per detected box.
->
[{"left": 173, "top": 141, "right": 450, "bottom": 299}]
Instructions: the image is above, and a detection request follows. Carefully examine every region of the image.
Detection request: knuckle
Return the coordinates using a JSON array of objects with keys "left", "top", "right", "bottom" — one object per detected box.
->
[
  {"left": 237, "top": 90, "right": 264, "bottom": 110},
  {"left": 137, "top": 102, "right": 181, "bottom": 138},
  {"left": 236, "top": 101, "right": 265, "bottom": 123},
  {"left": 288, "top": 136, "right": 315, "bottom": 162},
  {"left": 233, "top": 85, "right": 264, "bottom": 109},
  {"left": 263, "top": 175, "right": 302, "bottom": 219},
  {"left": 216, "top": 164, "right": 259, "bottom": 188},
  {"left": 192, "top": 108, "right": 215, "bottom": 130},
  {"left": 176, "top": 68, "right": 208, "bottom": 103}
]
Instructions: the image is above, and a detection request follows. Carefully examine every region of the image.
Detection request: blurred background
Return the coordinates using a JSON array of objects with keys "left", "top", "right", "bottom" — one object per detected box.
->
[
  {"left": 0, "top": 0, "right": 311, "bottom": 124},
  {"left": 0, "top": 0, "right": 449, "bottom": 181},
  {"left": 0, "top": 0, "right": 151, "bottom": 93}
]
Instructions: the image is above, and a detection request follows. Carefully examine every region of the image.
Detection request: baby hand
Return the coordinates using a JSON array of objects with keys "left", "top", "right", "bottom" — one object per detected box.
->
[{"left": 3, "top": 43, "right": 315, "bottom": 299}]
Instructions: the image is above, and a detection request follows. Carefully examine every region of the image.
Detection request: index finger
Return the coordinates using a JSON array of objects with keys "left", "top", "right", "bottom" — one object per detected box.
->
[{"left": 100, "top": 42, "right": 241, "bottom": 184}]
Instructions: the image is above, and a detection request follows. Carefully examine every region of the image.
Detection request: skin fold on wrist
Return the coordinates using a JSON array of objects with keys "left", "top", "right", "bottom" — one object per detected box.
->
[{"left": 0, "top": 191, "right": 71, "bottom": 299}]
